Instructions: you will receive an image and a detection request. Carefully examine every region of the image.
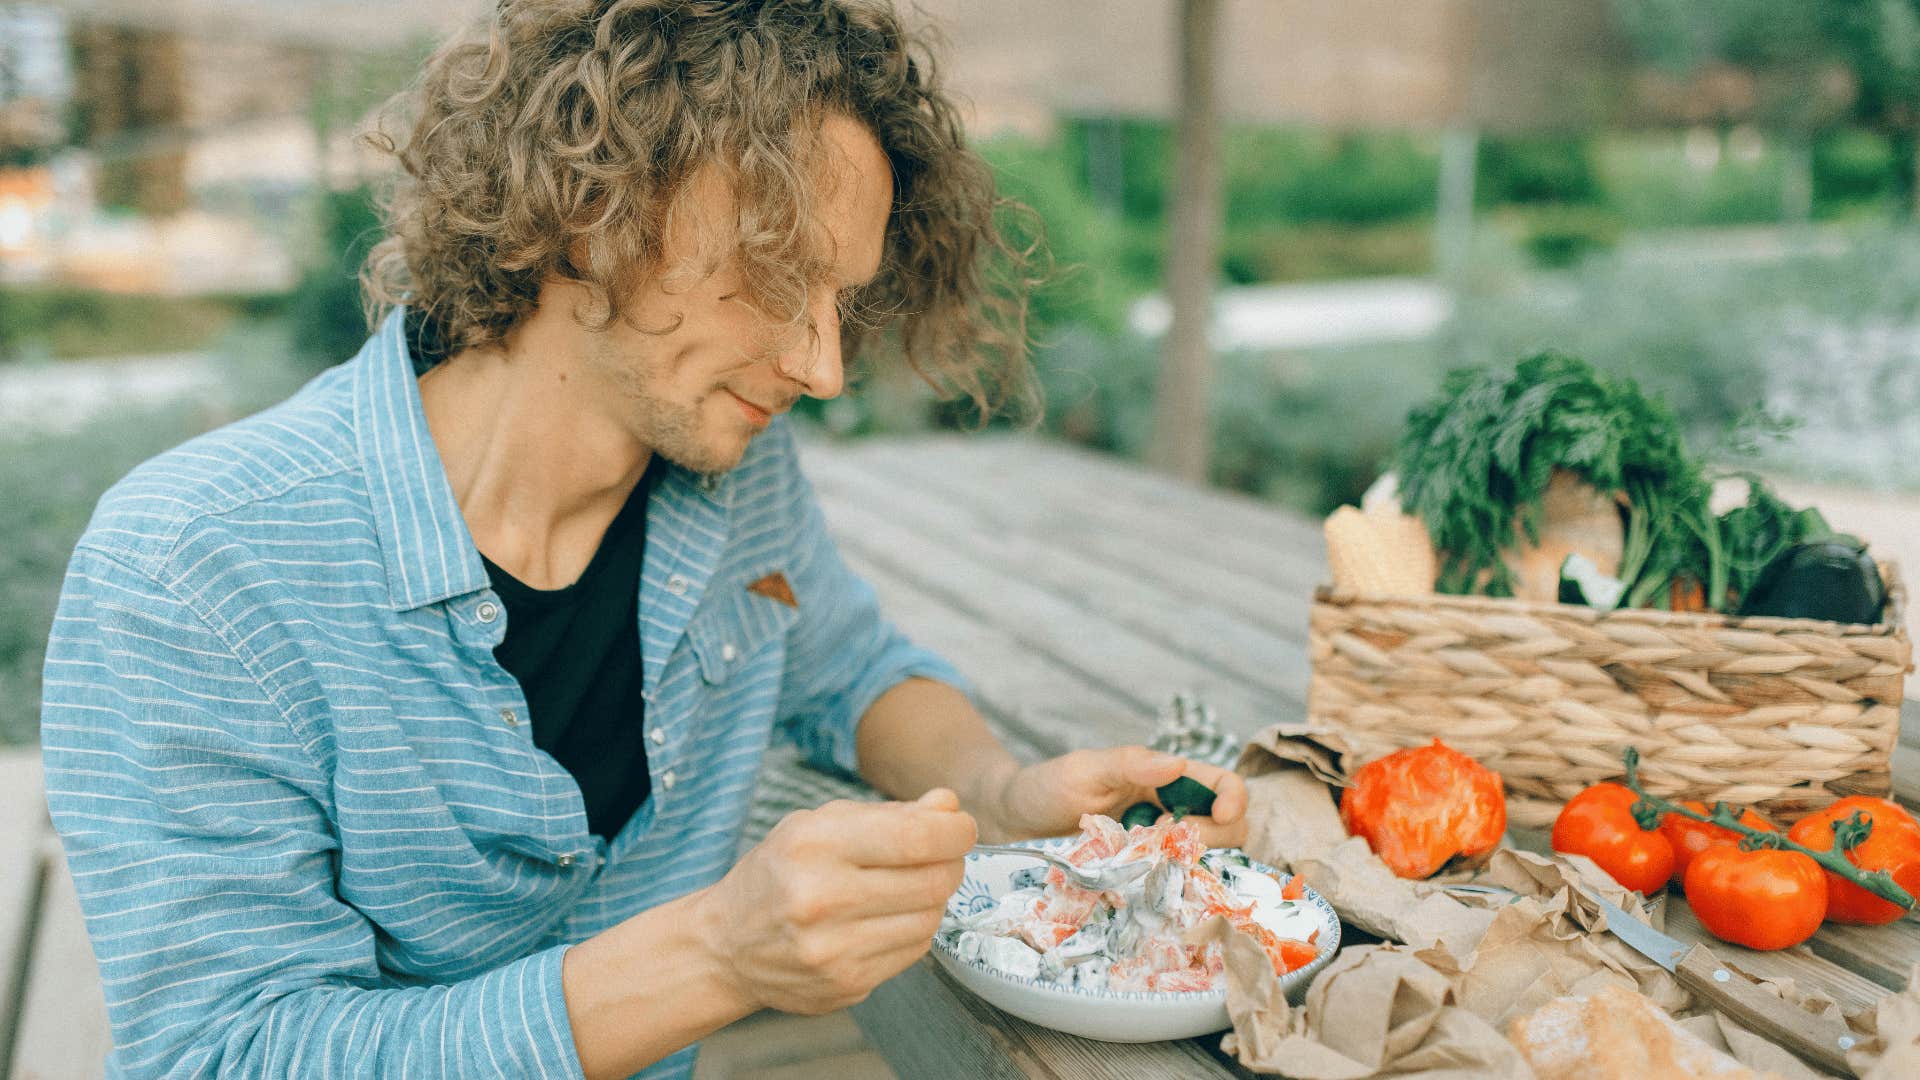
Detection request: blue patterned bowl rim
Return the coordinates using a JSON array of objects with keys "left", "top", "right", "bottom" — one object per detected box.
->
[{"left": 932, "top": 836, "right": 1342, "bottom": 1003}]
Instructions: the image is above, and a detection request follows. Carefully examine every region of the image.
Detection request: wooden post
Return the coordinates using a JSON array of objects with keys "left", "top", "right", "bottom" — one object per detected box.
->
[{"left": 1148, "top": 0, "right": 1223, "bottom": 484}]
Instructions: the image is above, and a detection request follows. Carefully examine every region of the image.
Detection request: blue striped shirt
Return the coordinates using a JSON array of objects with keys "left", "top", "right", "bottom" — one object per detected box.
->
[{"left": 40, "top": 309, "right": 964, "bottom": 1079}]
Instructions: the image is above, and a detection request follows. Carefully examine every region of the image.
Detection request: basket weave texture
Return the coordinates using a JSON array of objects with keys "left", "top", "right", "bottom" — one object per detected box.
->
[{"left": 1307, "top": 563, "right": 1914, "bottom": 829}]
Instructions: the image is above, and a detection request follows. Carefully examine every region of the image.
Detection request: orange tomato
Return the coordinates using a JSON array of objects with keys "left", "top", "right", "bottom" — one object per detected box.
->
[
  {"left": 1551, "top": 783, "right": 1673, "bottom": 895},
  {"left": 1684, "top": 845, "right": 1827, "bottom": 950},
  {"left": 1340, "top": 740, "right": 1506, "bottom": 879},
  {"left": 1787, "top": 796, "right": 1920, "bottom": 925},
  {"left": 1659, "top": 800, "right": 1775, "bottom": 889}
]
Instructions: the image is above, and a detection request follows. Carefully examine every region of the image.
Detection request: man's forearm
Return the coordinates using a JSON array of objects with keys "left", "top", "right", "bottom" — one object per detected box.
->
[
  {"left": 563, "top": 886, "right": 756, "bottom": 1080},
  {"left": 854, "top": 677, "right": 1025, "bottom": 840}
]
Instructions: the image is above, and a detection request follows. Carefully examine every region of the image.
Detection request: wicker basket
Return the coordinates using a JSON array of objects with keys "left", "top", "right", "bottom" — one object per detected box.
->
[{"left": 1306, "top": 563, "right": 1914, "bottom": 829}]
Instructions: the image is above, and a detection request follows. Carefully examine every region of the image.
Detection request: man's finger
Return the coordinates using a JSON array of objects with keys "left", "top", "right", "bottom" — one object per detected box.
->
[
  {"left": 1112, "top": 749, "right": 1247, "bottom": 821},
  {"left": 850, "top": 907, "right": 951, "bottom": 957},
  {"left": 916, "top": 787, "right": 961, "bottom": 812},
  {"left": 1174, "top": 763, "right": 1247, "bottom": 825},
  {"left": 1115, "top": 746, "right": 1187, "bottom": 790},
  {"left": 842, "top": 802, "right": 978, "bottom": 867},
  {"left": 843, "top": 863, "right": 967, "bottom": 917}
]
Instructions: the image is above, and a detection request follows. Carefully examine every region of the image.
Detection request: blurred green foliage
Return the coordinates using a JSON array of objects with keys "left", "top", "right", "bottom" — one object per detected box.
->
[
  {"left": 287, "top": 185, "right": 385, "bottom": 368},
  {"left": 1519, "top": 206, "right": 1623, "bottom": 268},
  {"left": 1477, "top": 136, "right": 1604, "bottom": 205},
  {"left": 0, "top": 286, "right": 280, "bottom": 361}
]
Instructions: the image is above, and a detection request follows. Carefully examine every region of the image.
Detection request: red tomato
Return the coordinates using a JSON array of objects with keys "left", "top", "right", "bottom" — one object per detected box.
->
[
  {"left": 1787, "top": 796, "right": 1920, "bottom": 925},
  {"left": 1551, "top": 783, "right": 1673, "bottom": 895},
  {"left": 1340, "top": 740, "right": 1506, "bottom": 879},
  {"left": 1684, "top": 845, "right": 1827, "bottom": 950},
  {"left": 1659, "top": 800, "right": 1776, "bottom": 889}
]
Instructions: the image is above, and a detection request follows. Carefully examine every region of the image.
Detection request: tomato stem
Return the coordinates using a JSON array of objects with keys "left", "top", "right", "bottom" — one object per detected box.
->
[{"left": 1621, "top": 746, "right": 1916, "bottom": 910}]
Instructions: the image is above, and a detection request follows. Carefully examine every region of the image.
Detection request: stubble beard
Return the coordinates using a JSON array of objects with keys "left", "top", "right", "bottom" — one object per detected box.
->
[{"left": 615, "top": 360, "right": 751, "bottom": 478}]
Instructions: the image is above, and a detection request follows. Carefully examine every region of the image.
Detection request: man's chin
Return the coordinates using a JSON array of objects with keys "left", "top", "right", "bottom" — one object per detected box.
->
[{"left": 654, "top": 429, "right": 754, "bottom": 477}]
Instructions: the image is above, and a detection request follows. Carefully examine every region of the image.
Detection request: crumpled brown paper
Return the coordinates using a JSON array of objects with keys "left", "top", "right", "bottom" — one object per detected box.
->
[{"left": 1222, "top": 723, "right": 1920, "bottom": 1079}]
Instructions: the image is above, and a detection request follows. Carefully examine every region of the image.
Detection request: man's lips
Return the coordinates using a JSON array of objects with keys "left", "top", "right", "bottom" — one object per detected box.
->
[{"left": 724, "top": 390, "right": 787, "bottom": 426}]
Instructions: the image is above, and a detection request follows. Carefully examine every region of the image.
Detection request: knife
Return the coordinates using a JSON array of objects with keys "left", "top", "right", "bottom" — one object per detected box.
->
[{"left": 1578, "top": 885, "right": 1861, "bottom": 1078}]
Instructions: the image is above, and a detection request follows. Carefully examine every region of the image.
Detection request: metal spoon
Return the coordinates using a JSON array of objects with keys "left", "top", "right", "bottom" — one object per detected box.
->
[{"left": 971, "top": 843, "right": 1153, "bottom": 892}]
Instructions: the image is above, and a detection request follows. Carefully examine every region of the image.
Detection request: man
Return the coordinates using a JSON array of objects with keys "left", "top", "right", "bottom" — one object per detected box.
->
[{"left": 41, "top": 2, "right": 1247, "bottom": 1078}]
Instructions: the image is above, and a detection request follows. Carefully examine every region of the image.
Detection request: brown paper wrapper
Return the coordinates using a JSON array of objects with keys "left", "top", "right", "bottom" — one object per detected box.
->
[{"left": 1223, "top": 723, "right": 1920, "bottom": 1079}]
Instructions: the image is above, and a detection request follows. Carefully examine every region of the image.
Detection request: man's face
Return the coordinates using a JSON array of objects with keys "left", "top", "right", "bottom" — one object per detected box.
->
[{"left": 572, "top": 113, "right": 893, "bottom": 475}]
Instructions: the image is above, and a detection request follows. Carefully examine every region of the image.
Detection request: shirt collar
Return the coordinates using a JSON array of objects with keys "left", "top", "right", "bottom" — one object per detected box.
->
[{"left": 352, "top": 307, "right": 490, "bottom": 611}]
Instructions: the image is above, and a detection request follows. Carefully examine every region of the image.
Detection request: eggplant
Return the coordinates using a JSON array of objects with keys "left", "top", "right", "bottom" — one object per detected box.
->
[{"left": 1737, "top": 535, "right": 1885, "bottom": 625}]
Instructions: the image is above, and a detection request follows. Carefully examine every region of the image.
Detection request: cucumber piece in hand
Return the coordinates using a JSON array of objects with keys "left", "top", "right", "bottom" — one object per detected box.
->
[{"left": 1119, "top": 775, "right": 1220, "bottom": 828}]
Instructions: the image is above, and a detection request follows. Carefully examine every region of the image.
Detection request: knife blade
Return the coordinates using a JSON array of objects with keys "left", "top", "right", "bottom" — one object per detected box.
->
[{"left": 1576, "top": 884, "right": 1861, "bottom": 1078}]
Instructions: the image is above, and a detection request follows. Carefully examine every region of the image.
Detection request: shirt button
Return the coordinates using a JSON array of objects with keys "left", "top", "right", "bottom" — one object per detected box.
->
[
  {"left": 499, "top": 707, "right": 518, "bottom": 727},
  {"left": 557, "top": 854, "right": 576, "bottom": 869},
  {"left": 666, "top": 575, "right": 689, "bottom": 596},
  {"left": 661, "top": 770, "right": 677, "bottom": 791},
  {"left": 720, "top": 642, "right": 738, "bottom": 662},
  {"left": 475, "top": 600, "right": 500, "bottom": 624},
  {"left": 649, "top": 728, "right": 666, "bottom": 746}
]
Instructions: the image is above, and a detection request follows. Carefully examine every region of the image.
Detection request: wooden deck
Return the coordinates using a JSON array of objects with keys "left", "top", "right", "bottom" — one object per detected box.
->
[{"left": 4, "top": 431, "right": 1918, "bottom": 1078}]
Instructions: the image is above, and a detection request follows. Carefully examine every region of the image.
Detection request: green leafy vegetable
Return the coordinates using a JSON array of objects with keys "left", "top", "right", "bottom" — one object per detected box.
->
[
  {"left": 1395, "top": 352, "right": 1709, "bottom": 603},
  {"left": 1392, "top": 352, "right": 1847, "bottom": 617}
]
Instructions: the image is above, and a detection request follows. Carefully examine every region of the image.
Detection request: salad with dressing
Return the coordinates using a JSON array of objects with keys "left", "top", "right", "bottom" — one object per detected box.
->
[{"left": 939, "top": 813, "right": 1324, "bottom": 993}]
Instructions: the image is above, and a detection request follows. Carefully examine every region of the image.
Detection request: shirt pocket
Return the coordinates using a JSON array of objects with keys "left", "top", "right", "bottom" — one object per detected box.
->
[{"left": 686, "top": 566, "right": 801, "bottom": 686}]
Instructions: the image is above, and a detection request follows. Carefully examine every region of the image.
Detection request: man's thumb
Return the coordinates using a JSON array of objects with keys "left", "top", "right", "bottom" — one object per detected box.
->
[{"left": 916, "top": 787, "right": 961, "bottom": 812}]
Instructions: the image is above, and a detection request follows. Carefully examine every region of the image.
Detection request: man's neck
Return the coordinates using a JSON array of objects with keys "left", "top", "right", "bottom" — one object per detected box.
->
[{"left": 419, "top": 335, "right": 652, "bottom": 591}]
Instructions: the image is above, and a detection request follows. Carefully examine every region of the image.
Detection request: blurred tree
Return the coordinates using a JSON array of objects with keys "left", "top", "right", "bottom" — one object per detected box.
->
[
  {"left": 1822, "top": 0, "right": 1920, "bottom": 212},
  {"left": 1612, "top": 1, "right": 1917, "bottom": 218},
  {"left": 1614, "top": 0, "right": 1851, "bottom": 221}
]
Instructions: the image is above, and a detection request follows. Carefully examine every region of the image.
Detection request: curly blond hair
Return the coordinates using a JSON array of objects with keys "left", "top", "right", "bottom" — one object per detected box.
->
[{"left": 363, "top": 0, "right": 1041, "bottom": 420}]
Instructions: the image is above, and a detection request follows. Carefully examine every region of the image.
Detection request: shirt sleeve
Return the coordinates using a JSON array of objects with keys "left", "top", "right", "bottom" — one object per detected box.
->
[
  {"left": 39, "top": 544, "right": 588, "bottom": 1080},
  {"left": 769, "top": 429, "right": 971, "bottom": 778}
]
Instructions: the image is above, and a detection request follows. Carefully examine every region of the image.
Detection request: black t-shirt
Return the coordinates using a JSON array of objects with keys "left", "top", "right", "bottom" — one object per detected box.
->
[{"left": 481, "top": 469, "right": 656, "bottom": 839}]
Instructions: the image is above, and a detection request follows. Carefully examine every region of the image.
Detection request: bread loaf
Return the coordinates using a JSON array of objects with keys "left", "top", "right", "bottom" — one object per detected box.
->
[{"left": 1509, "top": 983, "right": 1783, "bottom": 1080}]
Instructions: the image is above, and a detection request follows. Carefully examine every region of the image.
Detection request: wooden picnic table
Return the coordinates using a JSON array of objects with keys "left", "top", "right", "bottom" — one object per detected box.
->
[{"left": 4, "top": 431, "right": 1918, "bottom": 1079}]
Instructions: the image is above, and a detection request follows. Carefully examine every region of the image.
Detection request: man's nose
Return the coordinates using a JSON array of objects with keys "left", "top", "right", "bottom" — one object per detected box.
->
[{"left": 774, "top": 301, "right": 845, "bottom": 400}]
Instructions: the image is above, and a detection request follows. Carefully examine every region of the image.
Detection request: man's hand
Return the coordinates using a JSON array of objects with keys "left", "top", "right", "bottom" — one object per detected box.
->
[
  {"left": 983, "top": 747, "right": 1249, "bottom": 848},
  {"left": 698, "top": 788, "right": 976, "bottom": 1015}
]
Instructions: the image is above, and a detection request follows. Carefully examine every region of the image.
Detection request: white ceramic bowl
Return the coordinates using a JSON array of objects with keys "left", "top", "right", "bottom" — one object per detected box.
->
[{"left": 931, "top": 837, "right": 1341, "bottom": 1043}]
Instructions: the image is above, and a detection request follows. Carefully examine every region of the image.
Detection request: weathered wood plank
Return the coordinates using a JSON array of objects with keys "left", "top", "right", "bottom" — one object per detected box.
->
[
  {"left": 806, "top": 447, "right": 1311, "bottom": 707},
  {"left": 0, "top": 750, "right": 47, "bottom": 1075},
  {"left": 825, "top": 439, "right": 1318, "bottom": 644},
  {"left": 852, "top": 958, "right": 1243, "bottom": 1080},
  {"left": 1660, "top": 902, "right": 1894, "bottom": 1012},
  {"left": 11, "top": 839, "right": 109, "bottom": 1080},
  {"left": 881, "top": 436, "right": 1326, "bottom": 581},
  {"left": 837, "top": 547, "right": 1150, "bottom": 754},
  {"left": 806, "top": 467, "right": 1288, "bottom": 738}
]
